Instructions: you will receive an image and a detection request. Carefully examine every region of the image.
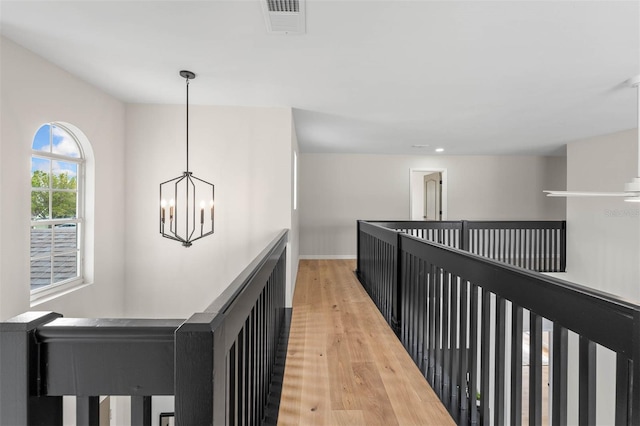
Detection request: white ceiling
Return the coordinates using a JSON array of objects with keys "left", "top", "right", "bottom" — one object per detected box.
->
[{"left": 1, "top": 0, "right": 638, "bottom": 155}]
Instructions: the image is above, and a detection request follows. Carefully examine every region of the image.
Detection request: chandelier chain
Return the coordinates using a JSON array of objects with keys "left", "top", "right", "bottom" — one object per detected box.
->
[{"left": 186, "top": 76, "right": 190, "bottom": 174}]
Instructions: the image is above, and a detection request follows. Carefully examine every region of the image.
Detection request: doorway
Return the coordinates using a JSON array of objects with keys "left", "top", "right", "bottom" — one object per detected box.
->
[
  {"left": 423, "top": 172, "right": 442, "bottom": 221},
  {"left": 410, "top": 169, "right": 447, "bottom": 221}
]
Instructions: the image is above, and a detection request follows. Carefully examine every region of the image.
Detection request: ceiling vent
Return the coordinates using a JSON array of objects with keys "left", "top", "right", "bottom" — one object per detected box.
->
[{"left": 262, "top": 0, "right": 306, "bottom": 34}]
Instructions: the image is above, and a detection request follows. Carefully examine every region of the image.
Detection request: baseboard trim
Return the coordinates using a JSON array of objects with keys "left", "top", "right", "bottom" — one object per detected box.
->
[{"left": 299, "top": 255, "right": 357, "bottom": 260}]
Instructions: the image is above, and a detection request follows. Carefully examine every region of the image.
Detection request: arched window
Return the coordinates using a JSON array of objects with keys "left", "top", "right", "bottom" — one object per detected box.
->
[{"left": 30, "top": 123, "right": 85, "bottom": 295}]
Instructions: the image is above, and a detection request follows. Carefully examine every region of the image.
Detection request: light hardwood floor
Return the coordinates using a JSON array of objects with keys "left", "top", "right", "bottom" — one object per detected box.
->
[{"left": 278, "top": 259, "right": 455, "bottom": 425}]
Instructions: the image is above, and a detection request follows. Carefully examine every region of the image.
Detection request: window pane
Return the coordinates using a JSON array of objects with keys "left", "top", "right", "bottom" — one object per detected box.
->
[
  {"left": 32, "top": 124, "right": 51, "bottom": 152},
  {"left": 53, "top": 253, "right": 78, "bottom": 282},
  {"left": 54, "top": 224, "right": 78, "bottom": 252},
  {"left": 30, "top": 122, "right": 85, "bottom": 296},
  {"left": 51, "top": 125, "right": 80, "bottom": 158},
  {"left": 30, "top": 257, "right": 51, "bottom": 290},
  {"left": 31, "top": 190, "right": 50, "bottom": 220},
  {"left": 52, "top": 191, "right": 77, "bottom": 219},
  {"left": 52, "top": 161, "right": 78, "bottom": 189},
  {"left": 31, "top": 225, "right": 52, "bottom": 257},
  {"left": 31, "top": 158, "right": 50, "bottom": 188}
]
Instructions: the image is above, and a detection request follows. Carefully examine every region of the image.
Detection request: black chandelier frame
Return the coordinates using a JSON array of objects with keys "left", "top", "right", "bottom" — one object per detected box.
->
[{"left": 159, "top": 70, "right": 215, "bottom": 247}]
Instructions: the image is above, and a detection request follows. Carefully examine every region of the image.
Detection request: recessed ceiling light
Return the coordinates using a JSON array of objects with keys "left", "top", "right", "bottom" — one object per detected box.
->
[
  {"left": 411, "top": 144, "right": 429, "bottom": 148},
  {"left": 435, "top": 148, "right": 444, "bottom": 153}
]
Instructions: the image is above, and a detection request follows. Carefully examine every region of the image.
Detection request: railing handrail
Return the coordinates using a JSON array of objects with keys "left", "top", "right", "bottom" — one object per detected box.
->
[
  {"left": 370, "top": 219, "right": 565, "bottom": 228},
  {"left": 357, "top": 220, "right": 640, "bottom": 424},
  {"left": 205, "top": 229, "right": 288, "bottom": 315},
  {"left": 369, "top": 219, "right": 566, "bottom": 234},
  {"left": 401, "top": 228, "right": 639, "bottom": 357},
  {"left": 1, "top": 229, "right": 290, "bottom": 426},
  {"left": 175, "top": 229, "right": 289, "bottom": 425},
  {"left": 369, "top": 220, "right": 464, "bottom": 230},
  {"left": 361, "top": 221, "right": 639, "bottom": 356},
  {"left": 362, "top": 219, "right": 567, "bottom": 272}
]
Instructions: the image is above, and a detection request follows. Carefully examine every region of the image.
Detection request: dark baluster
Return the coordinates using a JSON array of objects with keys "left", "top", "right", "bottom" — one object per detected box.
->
[
  {"left": 469, "top": 284, "right": 480, "bottom": 426},
  {"left": 131, "top": 396, "right": 151, "bottom": 426},
  {"left": 615, "top": 353, "right": 630, "bottom": 426},
  {"left": 480, "top": 289, "right": 491, "bottom": 424},
  {"left": 406, "top": 253, "right": 414, "bottom": 358},
  {"left": 258, "top": 292, "right": 265, "bottom": 418},
  {"left": 76, "top": 396, "right": 99, "bottom": 426},
  {"left": 458, "top": 280, "right": 470, "bottom": 425},
  {"left": 512, "top": 228, "right": 517, "bottom": 266},
  {"left": 551, "top": 228, "right": 557, "bottom": 272},
  {"left": 428, "top": 262, "right": 437, "bottom": 385},
  {"left": 411, "top": 253, "right": 417, "bottom": 358},
  {"left": 238, "top": 327, "right": 245, "bottom": 425},
  {"left": 560, "top": 221, "right": 567, "bottom": 272},
  {"left": 495, "top": 296, "right": 506, "bottom": 424},
  {"left": 542, "top": 228, "right": 547, "bottom": 271},
  {"left": 484, "top": 229, "right": 489, "bottom": 258},
  {"left": 519, "top": 228, "right": 524, "bottom": 268},
  {"left": 529, "top": 313, "right": 543, "bottom": 426},
  {"left": 538, "top": 228, "right": 543, "bottom": 271},
  {"left": 552, "top": 322, "right": 568, "bottom": 425},
  {"left": 401, "top": 252, "right": 409, "bottom": 349},
  {"left": 507, "top": 229, "right": 513, "bottom": 265},
  {"left": 511, "top": 304, "right": 523, "bottom": 426},
  {"left": 461, "top": 221, "right": 469, "bottom": 251},
  {"left": 435, "top": 266, "right": 444, "bottom": 397},
  {"left": 579, "top": 336, "right": 597, "bottom": 425},
  {"left": 449, "top": 274, "right": 460, "bottom": 420},
  {"left": 442, "top": 271, "right": 451, "bottom": 407},
  {"left": 251, "top": 308, "right": 258, "bottom": 425},
  {"left": 414, "top": 257, "right": 421, "bottom": 370},
  {"left": 527, "top": 229, "right": 533, "bottom": 270},
  {"left": 418, "top": 258, "right": 427, "bottom": 373}
]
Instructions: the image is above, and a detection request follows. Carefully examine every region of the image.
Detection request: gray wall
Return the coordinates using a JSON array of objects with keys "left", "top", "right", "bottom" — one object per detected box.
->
[{"left": 299, "top": 153, "right": 566, "bottom": 257}]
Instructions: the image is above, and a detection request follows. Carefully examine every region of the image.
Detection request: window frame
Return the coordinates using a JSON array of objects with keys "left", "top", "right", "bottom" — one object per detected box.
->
[{"left": 30, "top": 123, "right": 86, "bottom": 302}]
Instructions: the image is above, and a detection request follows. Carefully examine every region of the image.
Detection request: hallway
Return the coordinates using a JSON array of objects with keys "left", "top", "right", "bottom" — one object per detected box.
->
[{"left": 278, "top": 259, "right": 455, "bottom": 425}]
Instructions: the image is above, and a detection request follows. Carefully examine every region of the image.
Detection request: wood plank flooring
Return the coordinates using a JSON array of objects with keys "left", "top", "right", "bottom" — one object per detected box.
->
[{"left": 278, "top": 259, "right": 455, "bottom": 425}]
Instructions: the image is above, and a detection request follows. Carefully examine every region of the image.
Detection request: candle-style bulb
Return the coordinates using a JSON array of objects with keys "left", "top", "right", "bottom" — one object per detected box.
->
[{"left": 161, "top": 199, "right": 167, "bottom": 208}]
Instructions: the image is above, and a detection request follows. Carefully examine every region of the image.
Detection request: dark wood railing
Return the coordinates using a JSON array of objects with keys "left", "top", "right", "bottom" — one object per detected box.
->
[
  {"left": 357, "top": 221, "right": 640, "bottom": 425},
  {"left": 176, "top": 230, "right": 288, "bottom": 425},
  {"left": 370, "top": 220, "right": 566, "bottom": 272},
  {"left": 0, "top": 230, "right": 289, "bottom": 426}
]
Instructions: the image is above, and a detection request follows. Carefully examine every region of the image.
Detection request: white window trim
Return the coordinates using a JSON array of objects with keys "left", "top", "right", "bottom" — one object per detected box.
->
[{"left": 30, "top": 123, "right": 86, "bottom": 304}]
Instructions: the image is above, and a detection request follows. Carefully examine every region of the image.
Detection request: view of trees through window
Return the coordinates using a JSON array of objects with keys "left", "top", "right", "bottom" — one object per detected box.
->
[
  {"left": 31, "top": 170, "right": 77, "bottom": 220},
  {"left": 30, "top": 123, "right": 83, "bottom": 292}
]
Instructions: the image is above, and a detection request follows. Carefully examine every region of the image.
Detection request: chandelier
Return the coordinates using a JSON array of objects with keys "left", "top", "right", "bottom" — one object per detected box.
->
[{"left": 159, "top": 70, "right": 215, "bottom": 247}]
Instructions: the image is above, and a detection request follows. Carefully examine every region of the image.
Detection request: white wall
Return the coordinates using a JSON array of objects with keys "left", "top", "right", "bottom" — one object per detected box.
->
[
  {"left": 124, "top": 104, "right": 296, "bottom": 317},
  {"left": 0, "top": 39, "right": 3, "bottom": 319},
  {"left": 565, "top": 128, "right": 640, "bottom": 300},
  {"left": 299, "top": 153, "right": 566, "bottom": 257},
  {"left": 560, "top": 128, "right": 639, "bottom": 425},
  {"left": 0, "top": 37, "right": 126, "bottom": 320},
  {"left": 288, "top": 122, "right": 300, "bottom": 305}
]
